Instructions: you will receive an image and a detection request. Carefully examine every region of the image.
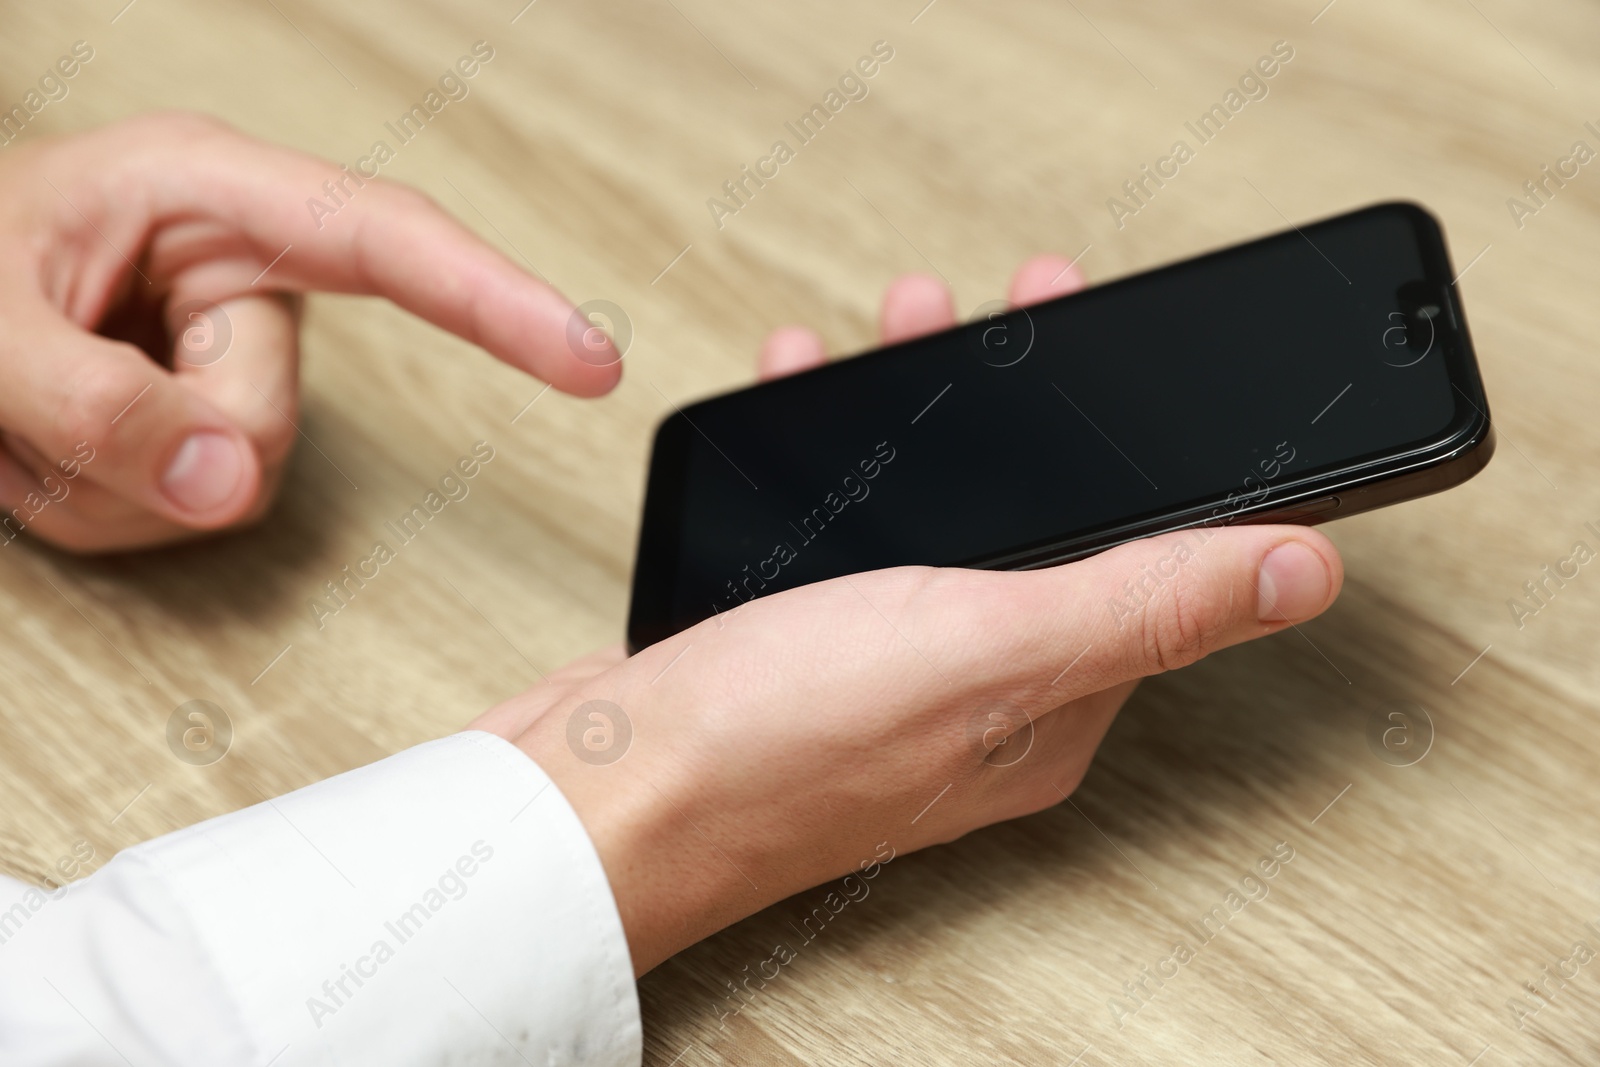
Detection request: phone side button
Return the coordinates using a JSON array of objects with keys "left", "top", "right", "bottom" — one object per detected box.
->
[{"left": 1229, "top": 495, "right": 1341, "bottom": 525}]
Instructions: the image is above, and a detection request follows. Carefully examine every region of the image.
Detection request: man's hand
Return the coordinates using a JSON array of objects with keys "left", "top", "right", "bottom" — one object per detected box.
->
[
  {"left": 0, "top": 112, "right": 619, "bottom": 552},
  {"left": 470, "top": 257, "right": 1345, "bottom": 975}
]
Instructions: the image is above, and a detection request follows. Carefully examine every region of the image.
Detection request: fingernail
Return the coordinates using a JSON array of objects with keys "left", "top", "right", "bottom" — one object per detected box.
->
[
  {"left": 161, "top": 432, "right": 244, "bottom": 513},
  {"left": 1257, "top": 542, "right": 1331, "bottom": 623}
]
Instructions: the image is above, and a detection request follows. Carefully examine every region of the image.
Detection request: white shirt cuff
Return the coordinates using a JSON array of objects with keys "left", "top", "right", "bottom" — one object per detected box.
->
[{"left": 0, "top": 730, "right": 641, "bottom": 1066}]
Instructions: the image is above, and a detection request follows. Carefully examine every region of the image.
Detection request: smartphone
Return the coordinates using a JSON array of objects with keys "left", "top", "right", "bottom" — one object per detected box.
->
[{"left": 627, "top": 201, "right": 1493, "bottom": 651}]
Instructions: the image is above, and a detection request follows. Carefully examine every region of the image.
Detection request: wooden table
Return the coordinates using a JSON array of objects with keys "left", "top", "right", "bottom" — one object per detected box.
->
[{"left": 3, "top": 1, "right": 1598, "bottom": 1062}]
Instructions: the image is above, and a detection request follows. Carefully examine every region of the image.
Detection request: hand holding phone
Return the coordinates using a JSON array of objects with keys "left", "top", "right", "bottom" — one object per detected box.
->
[{"left": 477, "top": 255, "right": 1344, "bottom": 974}]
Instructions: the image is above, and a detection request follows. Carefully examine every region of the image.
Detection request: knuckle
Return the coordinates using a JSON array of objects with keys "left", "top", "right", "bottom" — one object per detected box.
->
[
  {"left": 1051, "top": 758, "right": 1090, "bottom": 800},
  {"left": 56, "top": 360, "right": 145, "bottom": 456},
  {"left": 144, "top": 109, "right": 232, "bottom": 138},
  {"left": 1137, "top": 578, "right": 1213, "bottom": 674},
  {"left": 871, "top": 564, "right": 950, "bottom": 615},
  {"left": 903, "top": 566, "right": 1015, "bottom": 639},
  {"left": 112, "top": 111, "right": 232, "bottom": 155},
  {"left": 1008, "top": 768, "right": 1082, "bottom": 822},
  {"left": 393, "top": 181, "right": 439, "bottom": 211},
  {"left": 1007, "top": 790, "right": 1058, "bottom": 822},
  {"left": 369, "top": 177, "right": 439, "bottom": 219}
]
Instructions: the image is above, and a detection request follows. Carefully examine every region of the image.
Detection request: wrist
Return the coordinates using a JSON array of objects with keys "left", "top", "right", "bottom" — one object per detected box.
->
[{"left": 513, "top": 708, "right": 763, "bottom": 974}]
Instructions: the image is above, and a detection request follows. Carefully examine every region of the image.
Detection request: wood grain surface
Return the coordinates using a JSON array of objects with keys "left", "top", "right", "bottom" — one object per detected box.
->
[{"left": 2, "top": 0, "right": 1598, "bottom": 1063}]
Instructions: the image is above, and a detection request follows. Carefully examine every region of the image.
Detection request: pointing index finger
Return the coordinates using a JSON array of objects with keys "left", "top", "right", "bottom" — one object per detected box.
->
[{"left": 116, "top": 114, "right": 620, "bottom": 397}]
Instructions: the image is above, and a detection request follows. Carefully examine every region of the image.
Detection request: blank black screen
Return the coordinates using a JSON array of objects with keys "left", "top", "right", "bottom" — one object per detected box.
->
[{"left": 638, "top": 204, "right": 1466, "bottom": 637}]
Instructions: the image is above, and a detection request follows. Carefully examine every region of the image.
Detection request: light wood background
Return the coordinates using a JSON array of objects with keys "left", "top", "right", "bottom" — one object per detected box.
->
[{"left": 2, "top": 0, "right": 1598, "bottom": 1063}]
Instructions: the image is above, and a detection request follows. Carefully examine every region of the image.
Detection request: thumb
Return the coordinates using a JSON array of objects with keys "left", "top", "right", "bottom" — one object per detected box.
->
[
  {"left": 0, "top": 311, "right": 263, "bottom": 528},
  {"left": 1064, "top": 526, "right": 1343, "bottom": 689},
  {"left": 937, "top": 526, "right": 1343, "bottom": 699}
]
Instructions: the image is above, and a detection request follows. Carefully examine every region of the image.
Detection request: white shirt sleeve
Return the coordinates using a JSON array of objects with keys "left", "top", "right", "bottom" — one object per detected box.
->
[{"left": 0, "top": 730, "right": 641, "bottom": 1067}]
